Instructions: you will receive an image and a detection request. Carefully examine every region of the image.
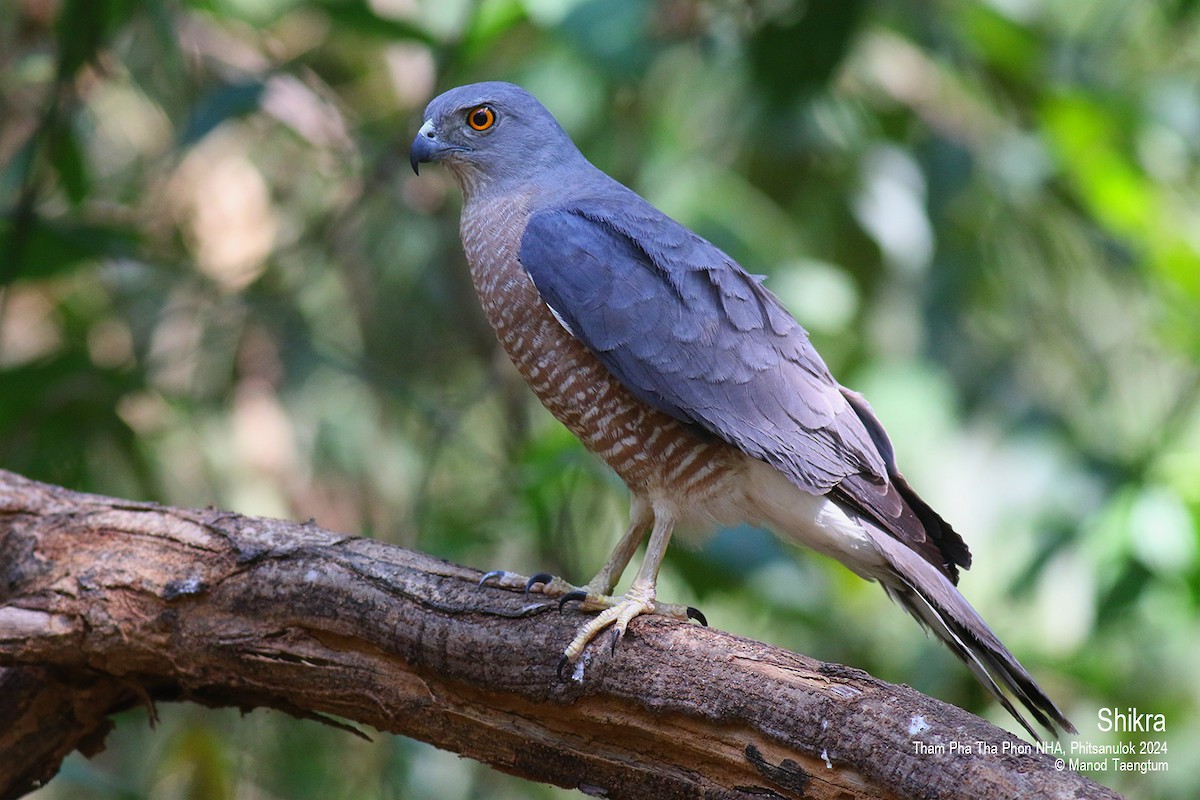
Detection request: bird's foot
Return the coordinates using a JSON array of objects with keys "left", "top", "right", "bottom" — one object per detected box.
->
[
  {"left": 555, "top": 586, "right": 707, "bottom": 677},
  {"left": 480, "top": 569, "right": 706, "bottom": 675}
]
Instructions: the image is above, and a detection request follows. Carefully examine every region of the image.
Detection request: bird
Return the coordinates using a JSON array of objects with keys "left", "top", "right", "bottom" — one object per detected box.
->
[{"left": 410, "top": 81, "right": 1074, "bottom": 739}]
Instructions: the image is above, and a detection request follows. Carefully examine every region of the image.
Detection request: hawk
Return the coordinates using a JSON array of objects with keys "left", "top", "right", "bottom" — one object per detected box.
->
[{"left": 410, "top": 81, "right": 1073, "bottom": 738}]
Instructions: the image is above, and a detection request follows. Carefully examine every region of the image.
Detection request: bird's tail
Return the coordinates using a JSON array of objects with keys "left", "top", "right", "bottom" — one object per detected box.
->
[{"left": 867, "top": 526, "right": 1076, "bottom": 740}]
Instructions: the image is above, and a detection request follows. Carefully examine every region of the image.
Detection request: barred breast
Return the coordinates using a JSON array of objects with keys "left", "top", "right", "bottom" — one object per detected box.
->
[{"left": 460, "top": 191, "right": 744, "bottom": 504}]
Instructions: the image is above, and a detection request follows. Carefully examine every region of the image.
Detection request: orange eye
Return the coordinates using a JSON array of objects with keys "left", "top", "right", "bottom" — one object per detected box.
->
[{"left": 467, "top": 105, "right": 496, "bottom": 131}]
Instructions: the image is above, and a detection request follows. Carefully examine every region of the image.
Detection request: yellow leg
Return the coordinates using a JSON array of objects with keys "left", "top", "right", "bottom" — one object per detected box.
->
[
  {"left": 479, "top": 497, "right": 703, "bottom": 671},
  {"left": 479, "top": 496, "right": 652, "bottom": 598},
  {"left": 582, "top": 495, "right": 652, "bottom": 595},
  {"left": 561, "top": 501, "right": 680, "bottom": 664}
]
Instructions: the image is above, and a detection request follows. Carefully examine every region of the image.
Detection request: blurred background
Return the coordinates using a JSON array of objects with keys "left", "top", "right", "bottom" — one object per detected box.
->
[{"left": 2, "top": 0, "right": 1197, "bottom": 797}]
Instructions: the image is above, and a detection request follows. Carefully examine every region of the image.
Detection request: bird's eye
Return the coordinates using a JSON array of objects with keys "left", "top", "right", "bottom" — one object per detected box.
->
[{"left": 466, "top": 105, "right": 496, "bottom": 131}]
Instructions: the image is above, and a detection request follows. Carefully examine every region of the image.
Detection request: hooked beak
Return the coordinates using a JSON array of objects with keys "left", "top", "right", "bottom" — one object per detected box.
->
[{"left": 410, "top": 119, "right": 445, "bottom": 175}]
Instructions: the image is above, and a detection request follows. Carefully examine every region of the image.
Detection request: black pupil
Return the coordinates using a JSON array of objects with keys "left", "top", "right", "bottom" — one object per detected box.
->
[{"left": 472, "top": 108, "right": 489, "bottom": 127}]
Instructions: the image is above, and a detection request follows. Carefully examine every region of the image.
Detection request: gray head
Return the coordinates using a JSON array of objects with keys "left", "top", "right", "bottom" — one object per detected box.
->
[{"left": 410, "top": 82, "right": 588, "bottom": 197}]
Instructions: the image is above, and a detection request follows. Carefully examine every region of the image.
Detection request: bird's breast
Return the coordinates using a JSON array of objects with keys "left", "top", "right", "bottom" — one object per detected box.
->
[{"left": 460, "top": 192, "right": 743, "bottom": 502}]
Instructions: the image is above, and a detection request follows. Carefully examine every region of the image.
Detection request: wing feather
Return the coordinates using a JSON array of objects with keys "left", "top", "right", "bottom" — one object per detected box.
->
[{"left": 518, "top": 197, "right": 970, "bottom": 581}]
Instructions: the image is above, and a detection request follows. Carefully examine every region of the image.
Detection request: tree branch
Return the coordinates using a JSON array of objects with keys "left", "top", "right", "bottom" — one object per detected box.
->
[{"left": 0, "top": 469, "right": 1116, "bottom": 800}]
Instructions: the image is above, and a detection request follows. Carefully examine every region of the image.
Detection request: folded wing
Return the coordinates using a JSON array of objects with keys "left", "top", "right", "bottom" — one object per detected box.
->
[{"left": 518, "top": 196, "right": 970, "bottom": 582}]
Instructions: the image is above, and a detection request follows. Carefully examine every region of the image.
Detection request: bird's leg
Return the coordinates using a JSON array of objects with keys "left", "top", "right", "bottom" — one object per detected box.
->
[
  {"left": 578, "top": 495, "right": 653, "bottom": 598},
  {"left": 480, "top": 498, "right": 703, "bottom": 664},
  {"left": 478, "top": 497, "right": 652, "bottom": 599},
  {"left": 560, "top": 502, "right": 684, "bottom": 665}
]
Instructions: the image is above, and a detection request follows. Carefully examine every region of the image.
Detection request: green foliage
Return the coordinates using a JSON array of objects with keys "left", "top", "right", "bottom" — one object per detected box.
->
[{"left": 2, "top": 0, "right": 1197, "bottom": 797}]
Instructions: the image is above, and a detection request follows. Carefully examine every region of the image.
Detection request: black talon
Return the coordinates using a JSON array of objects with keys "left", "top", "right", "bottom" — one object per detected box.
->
[
  {"left": 686, "top": 606, "right": 708, "bottom": 627},
  {"left": 479, "top": 570, "right": 505, "bottom": 588},
  {"left": 525, "top": 572, "right": 554, "bottom": 596},
  {"left": 556, "top": 655, "right": 571, "bottom": 680},
  {"left": 558, "top": 590, "right": 588, "bottom": 612},
  {"left": 610, "top": 627, "right": 622, "bottom": 656}
]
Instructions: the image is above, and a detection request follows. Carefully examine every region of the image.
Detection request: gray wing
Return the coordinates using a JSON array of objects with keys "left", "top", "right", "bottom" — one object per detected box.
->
[{"left": 518, "top": 197, "right": 970, "bottom": 581}]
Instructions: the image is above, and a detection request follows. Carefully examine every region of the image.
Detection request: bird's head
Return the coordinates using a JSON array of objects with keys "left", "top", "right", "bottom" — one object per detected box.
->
[{"left": 410, "top": 81, "right": 585, "bottom": 196}]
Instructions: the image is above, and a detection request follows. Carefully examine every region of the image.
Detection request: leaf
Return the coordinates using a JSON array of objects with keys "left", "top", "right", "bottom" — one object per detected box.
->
[
  {"left": 959, "top": 3, "right": 1042, "bottom": 82},
  {"left": 177, "top": 81, "right": 266, "bottom": 147},
  {"left": 461, "top": 0, "right": 527, "bottom": 53},
  {"left": 48, "top": 124, "right": 91, "bottom": 207},
  {"left": 0, "top": 217, "right": 139, "bottom": 281},
  {"left": 558, "top": 0, "right": 655, "bottom": 79},
  {"left": 54, "top": 0, "right": 141, "bottom": 79},
  {"left": 313, "top": 0, "right": 438, "bottom": 46},
  {"left": 749, "top": 0, "right": 869, "bottom": 104}
]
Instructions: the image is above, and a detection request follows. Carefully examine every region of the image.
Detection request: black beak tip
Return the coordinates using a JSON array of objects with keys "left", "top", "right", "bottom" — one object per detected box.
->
[{"left": 410, "top": 127, "right": 434, "bottom": 176}]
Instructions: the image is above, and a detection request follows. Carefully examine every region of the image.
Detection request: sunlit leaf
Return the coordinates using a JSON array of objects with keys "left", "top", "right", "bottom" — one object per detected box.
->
[
  {"left": 1042, "top": 94, "right": 1150, "bottom": 234},
  {"left": 958, "top": 3, "right": 1041, "bottom": 82}
]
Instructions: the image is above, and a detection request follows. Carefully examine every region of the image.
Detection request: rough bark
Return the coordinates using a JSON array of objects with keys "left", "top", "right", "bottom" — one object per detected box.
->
[{"left": 0, "top": 469, "right": 1117, "bottom": 800}]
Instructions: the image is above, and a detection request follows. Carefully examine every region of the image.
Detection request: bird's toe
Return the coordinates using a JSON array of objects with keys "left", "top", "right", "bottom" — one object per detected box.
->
[
  {"left": 476, "top": 568, "right": 580, "bottom": 597},
  {"left": 557, "top": 590, "right": 589, "bottom": 611}
]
